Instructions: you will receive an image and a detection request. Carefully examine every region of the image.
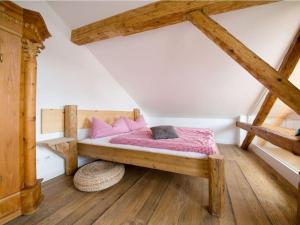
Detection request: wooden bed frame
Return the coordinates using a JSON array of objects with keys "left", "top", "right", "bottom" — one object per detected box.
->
[{"left": 40, "top": 105, "right": 225, "bottom": 217}]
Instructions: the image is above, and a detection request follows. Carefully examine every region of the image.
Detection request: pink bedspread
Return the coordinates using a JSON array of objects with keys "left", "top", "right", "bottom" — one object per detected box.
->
[{"left": 109, "top": 127, "right": 217, "bottom": 155}]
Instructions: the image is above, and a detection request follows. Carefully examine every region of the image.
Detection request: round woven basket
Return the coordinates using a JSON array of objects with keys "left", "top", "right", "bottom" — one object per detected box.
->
[{"left": 73, "top": 161, "right": 125, "bottom": 192}]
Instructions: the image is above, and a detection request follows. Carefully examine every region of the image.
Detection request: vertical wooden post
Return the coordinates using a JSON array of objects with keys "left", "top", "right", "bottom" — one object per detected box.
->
[
  {"left": 22, "top": 39, "right": 42, "bottom": 188},
  {"left": 133, "top": 108, "right": 141, "bottom": 120},
  {"left": 208, "top": 155, "right": 225, "bottom": 217},
  {"left": 64, "top": 105, "right": 78, "bottom": 175},
  {"left": 21, "top": 39, "right": 44, "bottom": 214}
]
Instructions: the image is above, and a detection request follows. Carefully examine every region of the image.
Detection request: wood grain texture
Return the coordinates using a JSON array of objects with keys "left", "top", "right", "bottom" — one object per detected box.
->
[
  {"left": 41, "top": 109, "right": 64, "bottom": 133},
  {"left": 208, "top": 155, "right": 225, "bottom": 217},
  {"left": 248, "top": 145, "right": 298, "bottom": 196},
  {"left": 8, "top": 145, "right": 299, "bottom": 225},
  {"left": 0, "top": 2, "right": 50, "bottom": 223},
  {"left": 78, "top": 144, "right": 224, "bottom": 217},
  {"left": 59, "top": 168, "right": 146, "bottom": 225},
  {"left": 0, "top": 193, "right": 21, "bottom": 224},
  {"left": 0, "top": 2, "right": 23, "bottom": 36},
  {"left": 221, "top": 145, "right": 298, "bottom": 225},
  {"left": 0, "top": 7, "right": 22, "bottom": 224},
  {"left": 0, "top": 29, "right": 22, "bottom": 199},
  {"left": 188, "top": 11, "right": 300, "bottom": 116},
  {"left": 41, "top": 108, "right": 136, "bottom": 133},
  {"left": 20, "top": 180, "right": 43, "bottom": 215},
  {"left": 39, "top": 137, "right": 76, "bottom": 175},
  {"left": 64, "top": 105, "right": 78, "bottom": 175},
  {"left": 257, "top": 107, "right": 293, "bottom": 147},
  {"left": 71, "top": 1, "right": 274, "bottom": 45},
  {"left": 93, "top": 171, "right": 170, "bottom": 225},
  {"left": 64, "top": 105, "right": 77, "bottom": 139},
  {"left": 77, "top": 109, "right": 134, "bottom": 129},
  {"left": 78, "top": 143, "right": 210, "bottom": 178},
  {"left": 241, "top": 28, "right": 300, "bottom": 149},
  {"left": 39, "top": 137, "right": 74, "bottom": 146},
  {"left": 225, "top": 160, "right": 272, "bottom": 225},
  {"left": 22, "top": 39, "right": 41, "bottom": 188},
  {"left": 237, "top": 122, "right": 300, "bottom": 155}
]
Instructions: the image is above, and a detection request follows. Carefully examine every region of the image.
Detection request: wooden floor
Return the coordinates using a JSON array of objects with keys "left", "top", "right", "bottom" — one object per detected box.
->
[{"left": 8, "top": 145, "right": 298, "bottom": 225}]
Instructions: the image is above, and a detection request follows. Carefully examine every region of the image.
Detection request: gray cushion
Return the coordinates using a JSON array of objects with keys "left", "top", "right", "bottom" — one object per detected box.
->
[{"left": 150, "top": 126, "right": 179, "bottom": 140}]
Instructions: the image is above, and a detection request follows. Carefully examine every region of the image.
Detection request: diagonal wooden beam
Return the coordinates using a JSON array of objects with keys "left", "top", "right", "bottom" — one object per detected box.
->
[
  {"left": 187, "top": 10, "right": 300, "bottom": 116},
  {"left": 241, "top": 28, "right": 300, "bottom": 149},
  {"left": 236, "top": 122, "right": 300, "bottom": 155},
  {"left": 257, "top": 107, "right": 293, "bottom": 146},
  {"left": 71, "top": 1, "right": 275, "bottom": 45}
]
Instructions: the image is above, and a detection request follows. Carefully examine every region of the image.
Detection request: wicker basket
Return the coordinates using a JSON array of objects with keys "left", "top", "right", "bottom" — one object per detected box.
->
[{"left": 73, "top": 161, "right": 125, "bottom": 192}]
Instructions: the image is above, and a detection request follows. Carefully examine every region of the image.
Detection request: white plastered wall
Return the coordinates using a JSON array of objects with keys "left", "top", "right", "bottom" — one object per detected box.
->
[{"left": 16, "top": 1, "right": 139, "bottom": 181}]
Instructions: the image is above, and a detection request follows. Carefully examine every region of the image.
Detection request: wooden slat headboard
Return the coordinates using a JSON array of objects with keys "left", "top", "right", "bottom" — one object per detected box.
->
[{"left": 41, "top": 106, "right": 140, "bottom": 134}]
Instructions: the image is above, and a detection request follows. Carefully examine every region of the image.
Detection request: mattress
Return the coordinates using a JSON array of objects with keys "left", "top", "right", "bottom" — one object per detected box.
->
[
  {"left": 110, "top": 127, "right": 217, "bottom": 155},
  {"left": 78, "top": 133, "right": 210, "bottom": 159}
]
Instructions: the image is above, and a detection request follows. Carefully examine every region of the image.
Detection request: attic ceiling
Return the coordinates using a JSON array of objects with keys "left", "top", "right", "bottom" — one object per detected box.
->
[{"left": 49, "top": 1, "right": 300, "bottom": 118}]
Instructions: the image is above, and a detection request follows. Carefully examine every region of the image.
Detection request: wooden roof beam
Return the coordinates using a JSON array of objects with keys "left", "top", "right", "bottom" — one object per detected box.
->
[
  {"left": 71, "top": 1, "right": 275, "bottom": 45},
  {"left": 241, "top": 28, "right": 300, "bottom": 150},
  {"left": 236, "top": 122, "right": 300, "bottom": 156},
  {"left": 187, "top": 10, "right": 300, "bottom": 116}
]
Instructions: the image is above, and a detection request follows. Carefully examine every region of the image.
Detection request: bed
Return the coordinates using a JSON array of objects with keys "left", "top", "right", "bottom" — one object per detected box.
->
[{"left": 41, "top": 105, "right": 225, "bottom": 217}]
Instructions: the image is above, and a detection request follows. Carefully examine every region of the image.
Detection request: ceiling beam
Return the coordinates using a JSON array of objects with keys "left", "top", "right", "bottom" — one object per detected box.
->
[
  {"left": 241, "top": 27, "right": 300, "bottom": 150},
  {"left": 71, "top": 1, "right": 275, "bottom": 45},
  {"left": 187, "top": 10, "right": 300, "bottom": 116}
]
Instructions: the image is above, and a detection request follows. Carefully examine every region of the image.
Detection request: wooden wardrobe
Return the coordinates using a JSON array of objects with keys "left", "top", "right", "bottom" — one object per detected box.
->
[{"left": 0, "top": 2, "right": 50, "bottom": 223}]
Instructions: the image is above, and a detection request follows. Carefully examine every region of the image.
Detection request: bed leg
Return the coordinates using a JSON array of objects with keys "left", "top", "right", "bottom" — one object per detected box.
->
[
  {"left": 64, "top": 105, "right": 78, "bottom": 175},
  {"left": 208, "top": 155, "right": 225, "bottom": 217}
]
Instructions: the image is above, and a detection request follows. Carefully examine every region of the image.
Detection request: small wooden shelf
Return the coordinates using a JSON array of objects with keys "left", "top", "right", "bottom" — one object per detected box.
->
[
  {"left": 38, "top": 137, "right": 74, "bottom": 147},
  {"left": 38, "top": 137, "right": 76, "bottom": 175}
]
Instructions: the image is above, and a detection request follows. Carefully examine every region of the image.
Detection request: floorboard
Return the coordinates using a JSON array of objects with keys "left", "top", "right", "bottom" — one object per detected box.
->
[{"left": 7, "top": 145, "right": 298, "bottom": 225}]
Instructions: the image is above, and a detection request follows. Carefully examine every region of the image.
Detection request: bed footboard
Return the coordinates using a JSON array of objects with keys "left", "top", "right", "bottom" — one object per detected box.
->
[{"left": 208, "top": 155, "right": 225, "bottom": 217}]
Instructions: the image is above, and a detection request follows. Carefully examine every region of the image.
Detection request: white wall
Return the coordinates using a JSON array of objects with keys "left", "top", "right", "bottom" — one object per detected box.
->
[
  {"left": 16, "top": 1, "right": 138, "bottom": 181},
  {"left": 16, "top": 1, "right": 300, "bottom": 182},
  {"left": 49, "top": 1, "right": 300, "bottom": 146},
  {"left": 69, "top": 1, "right": 300, "bottom": 118},
  {"left": 148, "top": 117, "right": 238, "bottom": 144}
]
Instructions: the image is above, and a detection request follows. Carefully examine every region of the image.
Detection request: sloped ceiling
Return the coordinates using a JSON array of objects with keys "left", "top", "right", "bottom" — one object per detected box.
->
[{"left": 49, "top": 1, "right": 300, "bottom": 118}]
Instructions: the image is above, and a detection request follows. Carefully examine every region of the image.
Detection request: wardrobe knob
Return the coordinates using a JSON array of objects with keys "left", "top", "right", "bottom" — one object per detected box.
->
[{"left": 0, "top": 53, "right": 3, "bottom": 63}]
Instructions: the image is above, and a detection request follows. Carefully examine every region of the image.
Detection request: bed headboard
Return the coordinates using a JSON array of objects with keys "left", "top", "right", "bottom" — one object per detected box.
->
[{"left": 41, "top": 105, "right": 140, "bottom": 134}]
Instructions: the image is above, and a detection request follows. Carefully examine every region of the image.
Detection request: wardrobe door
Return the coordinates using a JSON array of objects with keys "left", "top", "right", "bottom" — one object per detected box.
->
[{"left": 0, "top": 29, "right": 22, "bottom": 198}]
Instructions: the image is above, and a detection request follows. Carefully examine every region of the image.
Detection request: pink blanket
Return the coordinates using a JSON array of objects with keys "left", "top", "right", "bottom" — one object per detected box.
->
[{"left": 110, "top": 127, "right": 217, "bottom": 155}]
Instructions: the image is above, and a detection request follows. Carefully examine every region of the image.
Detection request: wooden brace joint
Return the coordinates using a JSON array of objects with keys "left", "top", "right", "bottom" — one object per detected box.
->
[
  {"left": 49, "top": 141, "right": 77, "bottom": 175},
  {"left": 208, "top": 155, "right": 225, "bottom": 217}
]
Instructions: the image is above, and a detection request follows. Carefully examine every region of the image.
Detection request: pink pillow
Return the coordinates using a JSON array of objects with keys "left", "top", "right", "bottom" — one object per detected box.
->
[
  {"left": 91, "top": 117, "right": 115, "bottom": 139},
  {"left": 123, "top": 115, "right": 147, "bottom": 131},
  {"left": 90, "top": 117, "right": 130, "bottom": 139},
  {"left": 112, "top": 117, "right": 130, "bottom": 133}
]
